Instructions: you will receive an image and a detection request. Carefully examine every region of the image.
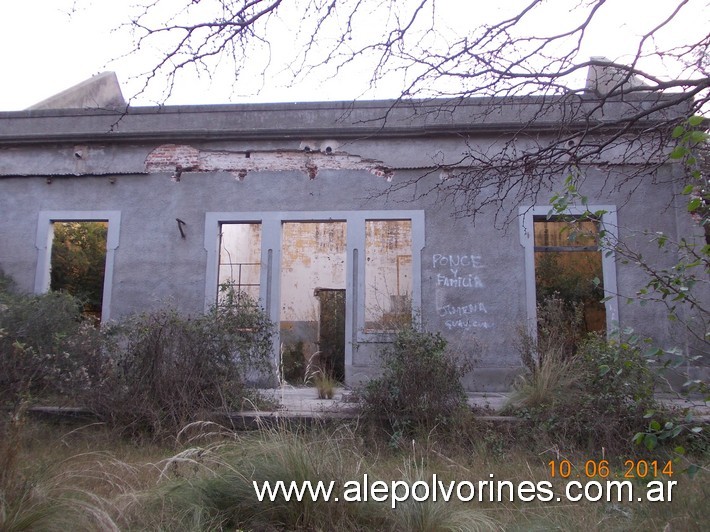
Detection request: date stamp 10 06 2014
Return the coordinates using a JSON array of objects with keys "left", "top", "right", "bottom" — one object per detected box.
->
[{"left": 548, "top": 459, "right": 674, "bottom": 480}]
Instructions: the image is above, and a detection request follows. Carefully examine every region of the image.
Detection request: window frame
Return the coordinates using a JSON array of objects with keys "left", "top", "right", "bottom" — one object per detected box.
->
[
  {"left": 362, "top": 218, "right": 415, "bottom": 334},
  {"left": 35, "top": 210, "right": 121, "bottom": 322},
  {"left": 519, "top": 205, "right": 619, "bottom": 335},
  {"left": 205, "top": 210, "right": 425, "bottom": 370},
  {"left": 217, "top": 222, "right": 264, "bottom": 303}
]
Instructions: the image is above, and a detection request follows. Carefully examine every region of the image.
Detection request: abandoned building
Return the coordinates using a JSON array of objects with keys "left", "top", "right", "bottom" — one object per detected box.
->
[{"left": 0, "top": 69, "right": 706, "bottom": 390}]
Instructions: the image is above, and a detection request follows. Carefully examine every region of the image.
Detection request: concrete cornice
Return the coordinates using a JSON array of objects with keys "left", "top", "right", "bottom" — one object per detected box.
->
[{"left": 0, "top": 94, "right": 689, "bottom": 147}]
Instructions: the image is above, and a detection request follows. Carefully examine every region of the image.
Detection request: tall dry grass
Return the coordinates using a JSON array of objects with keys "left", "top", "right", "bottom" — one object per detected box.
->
[
  {"left": 1, "top": 415, "right": 707, "bottom": 531},
  {"left": 0, "top": 410, "right": 137, "bottom": 531}
]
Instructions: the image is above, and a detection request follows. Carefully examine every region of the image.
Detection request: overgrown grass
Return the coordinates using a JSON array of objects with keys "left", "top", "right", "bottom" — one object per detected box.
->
[
  {"left": 507, "top": 297, "right": 665, "bottom": 452},
  {"left": 0, "top": 412, "right": 166, "bottom": 531},
  {"left": 314, "top": 372, "right": 338, "bottom": 399},
  {"left": 2, "top": 415, "right": 707, "bottom": 531},
  {"left": 1, "top": 272, "right": 707, "bottom": 529}
]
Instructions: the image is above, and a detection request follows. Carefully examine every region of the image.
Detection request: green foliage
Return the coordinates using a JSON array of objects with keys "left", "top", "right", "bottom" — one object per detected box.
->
[
  {"left": 87, "top": 290, "right": 274, "bottom": 438},
  {"left": 548, "top": 117, "right": 710, "bottom": 455},
  {"left": 660, "top": 117, "right": 709, "bottom": 321},
  {"left": 509, "top": 297, "right": 585, "bottom": 412},
  {"left": 510, "top": 321, "right": 660, "bottom": 451},
  {"left": 521, "top": 295, "right": 585, "bottom": 368},
  {"left": 0, "top": 278, "right": 102, "bottom": 407},
  {"left": 50, "top": 222, "right": 108, "bottom": 317},
  {"left": 509, "top": 345, "right": 581, "bottom": 413},
  {"left": 535, "top": 252, "right": 604, "bottom": 307},
  {"left": 550, "top": 117, "right": 709, "bottom": 344},
  {"left": 0, "top": 273, "right": 275, "bottom": 436},
  {"left": 358, "top": 326, "right": 473, "bottom": 433}
]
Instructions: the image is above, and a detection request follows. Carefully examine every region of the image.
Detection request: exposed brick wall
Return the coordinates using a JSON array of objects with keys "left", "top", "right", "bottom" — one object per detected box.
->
[{"left": 145, "top": 144, "right": 200, "bottom": 172}]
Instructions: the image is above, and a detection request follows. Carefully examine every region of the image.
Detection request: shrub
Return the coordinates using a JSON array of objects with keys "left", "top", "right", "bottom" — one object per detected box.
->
[
  {"left": 516, "top": 296, "right": 585, "bottom": 374},
  {"left": 0, "top": 276, "right": 102, "bottom": 407},
  {"left": 509, "top": 295, "right": 662, "bottom": 451},
  {"left": 509, "top": 297, "right": 585, "bottom": 410},
  {"left": 560, "top": 333, "right": 656, "bottom": 450},
  {"left": 358, "top": 326, "right": 473, "bottom": 433},
  {"left": 508, "top": 348, "right": 581, "bottom": 411},
  {"left": 86, "top": 292, "right": 274, "bottom": 438},
  {"left": 511, "top": 329, "right": 659, "bottom": 451}
]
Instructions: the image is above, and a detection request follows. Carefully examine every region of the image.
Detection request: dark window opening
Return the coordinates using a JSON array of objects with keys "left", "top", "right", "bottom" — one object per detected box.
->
[
  {"left": 534, "top": 217, "right": 606, "bottom": 336},
  {"left": 50, "top": 221, "right": 108, "bottom": 323}
]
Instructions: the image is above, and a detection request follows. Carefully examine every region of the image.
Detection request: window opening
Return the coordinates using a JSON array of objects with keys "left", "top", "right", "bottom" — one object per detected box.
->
[
  {"left": 218, "top": 223, "right": 262, "bottom": 303},
  {"left": 534, "top": 217, "right": 606, "bottom": 336},
  {"left": 50, "top": 221, "right": 108, "bottom": 323},
  {"left": 365, "top": 219, "right": 413, "bottom": 331},
  {"left": 280, "top": 221, "right": 347, "bottom": 383}
]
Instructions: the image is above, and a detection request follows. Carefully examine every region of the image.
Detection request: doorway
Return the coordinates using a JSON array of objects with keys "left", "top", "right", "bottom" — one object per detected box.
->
[
  {"left": 279, "top": 221, "right": 347, "bottom": 383},
  {"left": 533, "top": 216, "right": 606, "bottom": 334},
  {"left": 315, "top": 288, "right": 346, "bottom": 382}
]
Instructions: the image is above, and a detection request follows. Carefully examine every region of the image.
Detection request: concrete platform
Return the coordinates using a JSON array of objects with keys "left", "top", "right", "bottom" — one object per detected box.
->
[
  {"left": 26, "top": 388, "right": 709, "bottom": 427},
  {"left": 248, "top": 387, "right": 709, "bottom": 422},
  {"left": 247, "top": 386, "right": 509, "bottom": 417}
]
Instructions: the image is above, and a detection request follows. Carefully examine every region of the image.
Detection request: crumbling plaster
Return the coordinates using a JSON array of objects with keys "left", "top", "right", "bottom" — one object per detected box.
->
[{"left": 144, "top": 144, "right": 395, "bottom": 181}]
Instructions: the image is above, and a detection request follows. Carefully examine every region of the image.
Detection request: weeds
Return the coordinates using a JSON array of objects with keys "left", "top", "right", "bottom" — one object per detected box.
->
[
  {"left": 509, "top": 298, "right": 663, "bottom": 451},
  {"left": 0, "top": 417, "right": 707, "bottom": 531},
  {"left": 314, "top": 372, "right": 337, "bottom": 399},
  {"left": 1, "top": 273, "right": 274, "bottom": 439},
  {"left": 138, "top": 423, "right": 383, "bottom": 530},
  {"left": 281, "top": 340, "right": 306, "bottom": 383},
  {"left": 507, "top": 349, "right": 580, "bottom": 411},
  {"left": 0, "top": 284, "right": 102, "bottom": 407},
  {"left": 0, "top": 409, "right": 127, "bottom": 532},
  {"left": 131, "top": 422, "right": 503, "bottom": 531}
]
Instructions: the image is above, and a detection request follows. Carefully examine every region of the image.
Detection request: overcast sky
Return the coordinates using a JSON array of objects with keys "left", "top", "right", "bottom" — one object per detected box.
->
[{"left": 0, "top": 0, "right": 706, "bottom": 111}]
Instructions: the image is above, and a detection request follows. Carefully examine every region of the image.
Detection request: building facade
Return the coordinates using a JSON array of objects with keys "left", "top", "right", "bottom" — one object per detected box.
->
[{"left": 0, "top": 73, "right": 706, "bottom": 390}]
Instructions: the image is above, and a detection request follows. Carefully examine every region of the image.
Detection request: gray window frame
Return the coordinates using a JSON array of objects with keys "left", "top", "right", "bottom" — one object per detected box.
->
[
  {"left": 519, "top": 205, "right": 619, "bottom": 335},
  {"left": 35, "top": 210, "right": 121, "bottom": 322}
]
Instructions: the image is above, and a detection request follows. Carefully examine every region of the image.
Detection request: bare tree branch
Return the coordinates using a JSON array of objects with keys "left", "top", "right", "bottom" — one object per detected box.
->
[{"left": 122, "top": 0, "right": 709, "bottom": 217}]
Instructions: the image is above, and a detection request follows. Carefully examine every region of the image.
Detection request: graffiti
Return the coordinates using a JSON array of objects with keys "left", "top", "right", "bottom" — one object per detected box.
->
[
  {"left": 432, "top": 252, "right": 493, "bottom": 332},
  {"left": 444, "top": 319, "right": 494, "bottom": 330},
  {"left": 436, "top": 273, "right": 484, "bottom": 288},
  {"left": 432, "top": 254, "right": 483, "bottom": 269},
  {"left": 438, "top": 302, "right": 488, "bottom": 317}
]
